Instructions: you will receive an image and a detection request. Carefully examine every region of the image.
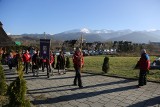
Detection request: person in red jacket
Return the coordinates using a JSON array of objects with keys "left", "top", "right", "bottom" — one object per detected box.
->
[
  {"left": 42, "top": 57, "right": 47, "bottom": 72},
  {"left": 22, "top": 50, "right": 31, "bottom": 74},
  {"left": 48, "top": 51, "right": 55, "bottom": 75},
  {"left": 73, "top": 47, "right": 84, "bottom": 88},
  {"left": 136, "top": 49, "right": 150, "bottom": 87}
]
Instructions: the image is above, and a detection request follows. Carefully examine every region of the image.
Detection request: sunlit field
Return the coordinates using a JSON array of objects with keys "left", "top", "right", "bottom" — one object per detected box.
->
[{"left": 66, "top": 55, "right": 160, "bottom": 82}]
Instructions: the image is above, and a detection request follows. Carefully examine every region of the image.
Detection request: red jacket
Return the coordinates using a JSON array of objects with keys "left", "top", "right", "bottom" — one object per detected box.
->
[
  {"left": 42, "top": 55, "right": 55, "bottom": 64},
  {"left": 42, "top": 59, "right": 46, "bottom": 62},
  {"left": 50, "top": 54, "right": 55, "bottom": 64},
  {"left": 73, "top": 51, "right": 84, "bottom": 68},
  {"left": 22, "top": 53, "right": 31, "bottom": 62},
  {"left": 138, "top": 53, "right": 150, "bottom": 70}
]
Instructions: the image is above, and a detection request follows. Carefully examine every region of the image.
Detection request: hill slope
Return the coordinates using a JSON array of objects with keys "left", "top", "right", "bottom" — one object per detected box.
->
[
  {"left": 108, "top": 32, "right": 160, "bottom": 43},
  {"left": 10, "top": 29, "right": 160, "bottom": 43}
]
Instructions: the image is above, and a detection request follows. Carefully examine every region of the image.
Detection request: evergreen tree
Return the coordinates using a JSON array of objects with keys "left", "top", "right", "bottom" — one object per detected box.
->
[
  {"left": 0, "top": 64, "right": 7, "bottom": 95},
  {"left": 102, "top": 56, "right": 109, "bottom": 73},
  {"left": 65, "top": 56, "right": 71, "bottom": 68},
  {"left": 7, "top": 57, "right": 30, "bottom": 107}
]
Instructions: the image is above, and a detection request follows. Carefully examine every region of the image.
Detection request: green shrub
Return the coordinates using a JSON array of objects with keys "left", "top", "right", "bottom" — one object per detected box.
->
[
  {"left": 66, "top": 56, "right": 71, "bottom": 68},
  {"left": 0, "top": 64, "right": 7, "bottom": 95},
  {"left": 102, "top": 56, "right": 109, "bottom": 73},
  {"left": 7, "top": 58, "right": 31, "bottom": 107}
]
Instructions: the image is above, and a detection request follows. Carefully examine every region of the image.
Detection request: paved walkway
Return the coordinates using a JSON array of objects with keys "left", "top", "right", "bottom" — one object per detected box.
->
[{"left": 3, "top": 65, "right": 160, "bottom": 107}]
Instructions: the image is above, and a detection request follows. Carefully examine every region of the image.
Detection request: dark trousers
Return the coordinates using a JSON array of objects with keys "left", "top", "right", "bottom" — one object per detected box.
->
[
  {"left": 32, "top": 65, "right": 39, "bottom": 76},
  {"left": 74, "top": 67, "right": 82, "bottom": 87},
  {"left": 42, "top": 62, "right": 48, "bottom": 72},
  {"left": 8, "top": 64, "right": 12, "bottom": 70},
  {"left": 16, "top": 64, "right": 19, "bottom": 70},
  {"left": 138, "top": 70, "right": 147, "bottom": 86},
  {"left": 23, "top": 62, "right": 29, "bottom": 73}
]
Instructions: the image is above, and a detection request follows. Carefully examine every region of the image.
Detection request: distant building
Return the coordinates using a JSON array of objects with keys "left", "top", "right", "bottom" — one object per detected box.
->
[
  {"left": 83, "top": 42, "right": 104, "bottom": 50},
  {"left": 62, "top": 40, "right": 81, "bottom": 51},
  {"left": 149, "top": 42, "right": 160, "bottom": 55}
]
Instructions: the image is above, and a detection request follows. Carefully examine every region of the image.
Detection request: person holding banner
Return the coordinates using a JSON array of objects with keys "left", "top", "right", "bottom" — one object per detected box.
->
[
  {"left": 40, "top": 39, "right": 51, "bottom": 74},
  {"left": 73, "top": 47, "right": 84, "bottom": 88},
  {"left": 42, "top": 57, "right": 47, "bottom": 72}
]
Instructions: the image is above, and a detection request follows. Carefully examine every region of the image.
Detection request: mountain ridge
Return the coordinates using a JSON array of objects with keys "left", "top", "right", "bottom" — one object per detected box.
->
[{"left": 10, "top": 29, "right": 160, "bottom": 43}]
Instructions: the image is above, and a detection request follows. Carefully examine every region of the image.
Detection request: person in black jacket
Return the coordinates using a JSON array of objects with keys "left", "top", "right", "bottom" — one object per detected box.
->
[
  {"left": 7, "top": 52, "right": 14, "bottom": 71},
  {"left": 14, "top": 50, "right": 21, "bottom": 70},
  {"left": 56, "top": 51, "right": 65, "bottom": 74},
  {"left": 32, "top": 50, "right": 40, "bottom": 76}
]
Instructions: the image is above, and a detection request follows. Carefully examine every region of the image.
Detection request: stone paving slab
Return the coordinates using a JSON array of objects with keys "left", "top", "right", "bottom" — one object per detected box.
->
[{"left": 3, "top": 65, "right": 160, "bottom": 107}]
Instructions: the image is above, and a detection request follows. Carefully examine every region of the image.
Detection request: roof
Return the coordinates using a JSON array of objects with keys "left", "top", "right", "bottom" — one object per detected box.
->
[
  {"left": 0, "top": 21, "right": 3, "bottom": 26},
  {"left": 0, "top": 22, "right": 14, "bottom": 46}
]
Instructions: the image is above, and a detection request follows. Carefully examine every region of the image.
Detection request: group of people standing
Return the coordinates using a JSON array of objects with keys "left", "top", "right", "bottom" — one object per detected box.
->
[
  {"left": 1, "top": 47, "right": 150, "bottom": 89},
  {"left": 22, "top": 49, "right": 67, "bottom": 77},
  {"left": 1, "top": 51, "right": 20, "bottom": 71},
  {"left": 1, "top": 47, "right": 85, "bottom": 88}
]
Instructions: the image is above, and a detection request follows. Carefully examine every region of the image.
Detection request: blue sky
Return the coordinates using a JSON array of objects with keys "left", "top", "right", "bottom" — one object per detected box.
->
[{"left": 0, "top": 0, "right": 160, "bottom": 35}]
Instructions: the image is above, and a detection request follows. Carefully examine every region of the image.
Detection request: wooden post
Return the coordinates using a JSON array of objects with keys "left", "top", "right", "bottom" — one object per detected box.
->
[
  {"left": 44, "top": 32, "right": 46, "bottom": 39},
  {"left": 80, "top": 34, "right": 84, "bottom": 73},
  {"left": 80, "top": 34, "right": 84, "bottom": 50}
]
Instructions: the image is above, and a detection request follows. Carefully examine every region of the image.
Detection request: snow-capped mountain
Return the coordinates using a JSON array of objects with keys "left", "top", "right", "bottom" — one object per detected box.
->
[
  {"left": 54, "top": 28, "right": 160, "bottom": 43},
  {"left": 62, "top": 28, "right": 133, "bottom": 34},
  {"left": 80, "top": 28, "right": 90, "bottom": 33},
  {"left": 11, "top": 28, "right": 160, "bottom": 43}
]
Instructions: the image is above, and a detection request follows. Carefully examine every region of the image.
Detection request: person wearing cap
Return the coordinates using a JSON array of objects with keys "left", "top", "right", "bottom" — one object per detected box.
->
[
  {"left": 136, "top": 49, "right": 150, "bottom": 87},
  {"left": 72, "top": 47, "right": 84, "bottom": 88}
]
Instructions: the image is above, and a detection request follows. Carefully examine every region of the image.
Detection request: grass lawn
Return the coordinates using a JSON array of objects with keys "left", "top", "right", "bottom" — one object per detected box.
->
[{"left": 67, "top": 55, "right": 160, "bottom": 82}]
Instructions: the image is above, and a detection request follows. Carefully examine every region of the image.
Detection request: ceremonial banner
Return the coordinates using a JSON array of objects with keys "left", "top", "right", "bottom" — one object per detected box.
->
[{"left": 40, "top": 39, "right": 50, "bottom": 59}]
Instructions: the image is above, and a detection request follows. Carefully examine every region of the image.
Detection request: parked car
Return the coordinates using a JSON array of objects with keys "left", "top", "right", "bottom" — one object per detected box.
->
[
  {"left": 82, "top": 50, "right": 89, "bottom": 56},
  {"left": 64, "top": 52, "right": 72, "bottom": 56},
  {"left": 54, "top": 52, "right": 60, "bottom": 56},
  {"left": 150, "top": 57, "right": 160, "bottom": 69}
]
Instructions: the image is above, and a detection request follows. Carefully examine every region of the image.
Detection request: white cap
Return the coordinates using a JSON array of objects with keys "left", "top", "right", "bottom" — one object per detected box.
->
[{"left": 141, "top": 49, "right": 146, "bottom": 54}]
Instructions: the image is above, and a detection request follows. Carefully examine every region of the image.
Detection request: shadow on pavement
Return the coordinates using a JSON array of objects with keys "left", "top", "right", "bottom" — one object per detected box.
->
[
  {"left": 128, "top": 96, "right": 160, "bottom": 107},
  {"left": 32, "top": 85, "right": 137, "bottom": 105},
  {"left": 28, "top": 79, "right": 136, "bottom": 94},
  {"left": 48, "top": 73, "right": 96, "bottom": 80}
]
